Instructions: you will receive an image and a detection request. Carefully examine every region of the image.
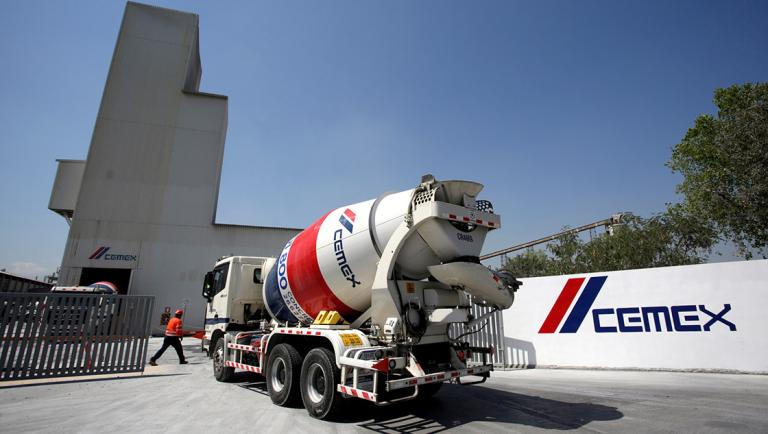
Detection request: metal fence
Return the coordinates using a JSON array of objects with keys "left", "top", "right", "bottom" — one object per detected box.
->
[
  {"left": 0, "top": 271, "right": 52, "bottom": 293},
  {"left": 451, "top": 302, "right": 508, "bottom": 368},
  {"left": 0, "top": 293, "right": 154, "bottom": 381}
]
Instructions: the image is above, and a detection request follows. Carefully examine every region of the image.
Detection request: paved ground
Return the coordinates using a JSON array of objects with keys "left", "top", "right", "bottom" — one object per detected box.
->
[{"left": 1, "top": 338, "right": 767, "bottom": 433}]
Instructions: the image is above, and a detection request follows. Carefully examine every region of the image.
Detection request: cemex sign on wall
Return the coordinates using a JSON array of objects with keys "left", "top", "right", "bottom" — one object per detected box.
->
[
  {"left": 502, "top": 260, "right": 767, "bottom": 373},
  {"left": 88, "top": 246, "right": 137, "bottom": 262}
]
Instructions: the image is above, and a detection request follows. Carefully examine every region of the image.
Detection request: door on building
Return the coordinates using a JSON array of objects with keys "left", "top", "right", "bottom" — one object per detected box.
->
[{"left": 79, "top": 268, "right": 132, "bottom": 294}]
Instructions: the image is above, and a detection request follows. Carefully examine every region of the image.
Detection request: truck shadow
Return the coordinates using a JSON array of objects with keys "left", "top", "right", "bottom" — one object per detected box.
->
[
  {"left": 234, "top": 373, "right": 269, "bottom": 397},
  {"left": 338, "top": 383, "right": 623, "bottom": 432},
  {"left": 228, "top": 373, "right": 623, "bottom": 431}
]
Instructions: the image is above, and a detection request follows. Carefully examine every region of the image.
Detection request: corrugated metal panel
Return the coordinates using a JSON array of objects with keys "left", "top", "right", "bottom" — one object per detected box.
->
[
  {"left": 0, "top": 293, "right": 154, "bottom": 381},
  {"left": 450, "top": 301, "right": 507, "bottom": 368},
  {"left": 0, "top": 272, "right": 53, "bottom": 293}
]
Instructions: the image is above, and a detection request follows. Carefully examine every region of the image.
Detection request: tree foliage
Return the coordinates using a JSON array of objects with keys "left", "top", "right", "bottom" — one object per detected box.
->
[
  {"left": 668, "top": 83, "right": 768, "bottom": 258},
  {"left": 502, "top": 211, "right": 716, "bottom": 278},
  {"left": 502, "top": 83, "right": 765, "bottom": 277}
]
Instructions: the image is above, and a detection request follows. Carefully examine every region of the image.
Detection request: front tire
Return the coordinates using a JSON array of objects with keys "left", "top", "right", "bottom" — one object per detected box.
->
[
  {"left": 300, "top": 348, "right": 342, "bottom": 420},
  {"left": 266, "top": 343, "right": 302, "bottom": 406},
  {"left": 213, "top": 338, "right": 234, "bottom": 382}
]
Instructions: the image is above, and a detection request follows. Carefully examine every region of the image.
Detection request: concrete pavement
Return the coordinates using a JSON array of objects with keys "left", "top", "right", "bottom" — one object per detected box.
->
[{"left": 1, "top": 337, "right": 767, "bottom": 433}]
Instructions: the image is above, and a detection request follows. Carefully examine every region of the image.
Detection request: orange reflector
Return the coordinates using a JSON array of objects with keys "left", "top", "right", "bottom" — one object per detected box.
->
[{"left": 371, "top": 358, "right": 390, "bottom": 373}]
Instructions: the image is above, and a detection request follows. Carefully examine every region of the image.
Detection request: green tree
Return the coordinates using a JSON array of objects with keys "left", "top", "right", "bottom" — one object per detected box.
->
[
  {"left": 546, "top": 230, "right": 584, "bottom": 275},
  {"left": 578, "top": 210, "right": 716, "bottom": 272},
  {"left": 502, "top": 229, "right": 585, "bottom": 278},
  {"left": 668, "top": 83, "right": 768, "bottom": 258},
  {"left": 502, "top": 211, "right": 716, "bottom": 278},
  {"left": 502, "top": 250, "right": 551, "bottom": 278}
]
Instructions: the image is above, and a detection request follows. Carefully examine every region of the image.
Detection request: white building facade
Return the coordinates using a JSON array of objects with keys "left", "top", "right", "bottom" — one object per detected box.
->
[{"left": 49, "top": 3, "right": 300, "bottom": 333}]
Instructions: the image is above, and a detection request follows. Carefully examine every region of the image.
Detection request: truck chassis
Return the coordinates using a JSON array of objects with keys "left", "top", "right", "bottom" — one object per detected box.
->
[{"left": 213, "top": 326, "right": 492, "bottom": 408}]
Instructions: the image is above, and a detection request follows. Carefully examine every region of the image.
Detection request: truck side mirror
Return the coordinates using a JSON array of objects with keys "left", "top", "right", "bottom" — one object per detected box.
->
[
  {"left": 253, "top": 268, "right": 262, "bottom": 284},
  {"left": 202, "top": 271, "right": 214, "bottom": 300}
]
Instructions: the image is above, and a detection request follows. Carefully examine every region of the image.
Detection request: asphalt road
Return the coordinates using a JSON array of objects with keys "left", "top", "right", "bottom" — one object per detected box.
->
[{"left": 1, "top": 338, "right": 766, "bottom": 433}]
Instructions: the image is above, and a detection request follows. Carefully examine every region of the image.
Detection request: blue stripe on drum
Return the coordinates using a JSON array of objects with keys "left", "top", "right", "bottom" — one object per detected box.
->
[{"left": 263, "top": 261, "right": 299, "bottom": 323}]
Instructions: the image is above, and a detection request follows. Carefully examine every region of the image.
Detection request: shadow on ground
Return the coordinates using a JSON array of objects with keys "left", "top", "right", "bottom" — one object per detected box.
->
[
  {"left": 234, "top": 372, "right": 270, "bottom": 397},
  {"left": 230, "top": 374, "right": 623, "bottom": 432},
  {"left": 0, "top": 373, "right": 190, "bottom": 389}
]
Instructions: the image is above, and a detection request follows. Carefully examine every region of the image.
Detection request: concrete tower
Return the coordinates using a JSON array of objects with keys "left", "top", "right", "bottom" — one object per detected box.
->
[{"left": 50, "top": 2, "right": 300, "bottom": 332}]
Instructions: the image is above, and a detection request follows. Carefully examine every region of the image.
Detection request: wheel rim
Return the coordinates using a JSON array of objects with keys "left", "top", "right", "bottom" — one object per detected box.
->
[
  {"left": 213, "top": 346, "right": 224, "bottom": 374},
  {"left": 306, "top": 363, "right": 327, "bottom": 404},
  {"left": 270, "top": 358, "right": 287, "bottom": 393}
]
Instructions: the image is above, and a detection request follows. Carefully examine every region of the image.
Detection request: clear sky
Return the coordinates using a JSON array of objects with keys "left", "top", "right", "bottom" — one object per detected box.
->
[{"left": 1, "top": 1, "right": 766, "bottom": 279}]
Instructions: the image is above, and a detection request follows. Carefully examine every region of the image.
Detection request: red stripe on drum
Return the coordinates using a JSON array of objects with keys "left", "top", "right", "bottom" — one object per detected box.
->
[{"left": 287, "top": 211, "right": 360, "bottom": 321}]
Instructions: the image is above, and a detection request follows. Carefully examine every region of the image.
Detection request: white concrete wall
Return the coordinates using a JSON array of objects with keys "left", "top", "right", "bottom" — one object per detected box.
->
[{"left": 503, "top": 260, "right": 768, "bottom": 373}]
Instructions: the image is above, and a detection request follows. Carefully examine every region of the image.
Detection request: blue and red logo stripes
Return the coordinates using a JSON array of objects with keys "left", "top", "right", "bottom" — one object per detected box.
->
[
  {"left": 539, "top": 276, "right": 607, "bottom": 334},
  {"left": 89, "top": 246, "right": 110, "bottom": 259},
  {"left": 339, "top": 208, "right": 356, "bottom": 233}
]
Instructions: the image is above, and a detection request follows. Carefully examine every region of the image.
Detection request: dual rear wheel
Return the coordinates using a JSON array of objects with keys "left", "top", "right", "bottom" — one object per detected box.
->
[
  {"left": 266, "top": 344, "right": 342, "bottom": 419},
  {"left": 300, "top": 347, "right": 343, "bottom": 419},
  {"left": 266, "top": 343, "right": 302, "bottom": 406},
  {"left": 243, "top": 342, "right": 443, "bottom": 418}
]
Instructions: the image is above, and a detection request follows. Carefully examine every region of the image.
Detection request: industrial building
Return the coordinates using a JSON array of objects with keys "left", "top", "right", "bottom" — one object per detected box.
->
[{"left": 48, "top": 2, "right": 300, "bottom": 333}]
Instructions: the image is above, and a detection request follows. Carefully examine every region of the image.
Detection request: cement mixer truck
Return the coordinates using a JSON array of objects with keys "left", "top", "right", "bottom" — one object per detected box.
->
[{"left": 201, "top": 175, "right": 520, "bottom": 419}]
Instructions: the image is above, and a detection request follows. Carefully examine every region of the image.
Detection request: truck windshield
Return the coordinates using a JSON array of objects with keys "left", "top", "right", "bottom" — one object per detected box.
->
[{"left": 212, "top": 263, "right": 229, "bottom": 296}]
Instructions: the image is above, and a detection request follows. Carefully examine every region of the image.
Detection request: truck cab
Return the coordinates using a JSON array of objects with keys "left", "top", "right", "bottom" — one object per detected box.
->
[{"left": 201, "top": 256, "right": 274, "bottom": 355}]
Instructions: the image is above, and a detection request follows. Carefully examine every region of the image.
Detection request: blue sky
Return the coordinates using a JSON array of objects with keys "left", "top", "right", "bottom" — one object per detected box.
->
[{"left": 1, "top": 1, "right": 766, "bottom": 278}]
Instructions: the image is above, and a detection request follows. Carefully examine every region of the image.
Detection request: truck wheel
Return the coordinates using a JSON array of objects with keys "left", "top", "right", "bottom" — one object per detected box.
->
[
  {"left": 266, "top": 343, "right": 302, "bottom": 406},
  {"left": 213, "top": 338, "right": 234, "bottom": 382},
  {"left": 300, "top": 348, "right": 342, "bottom": 420}
]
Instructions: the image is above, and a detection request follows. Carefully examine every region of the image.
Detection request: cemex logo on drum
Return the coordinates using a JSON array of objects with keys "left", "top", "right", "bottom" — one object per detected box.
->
[
  {"left": 339, "top": 208, "right": 356, "bottom": 233},
  {"left": 333, "top": 209, "right": 361, "bottom": 288},
  {"left": 88, "top": 246, "right": 137, "bottom": 261},
  {"left": 539, "top": 276, "right": 736, "bottom": 334}
]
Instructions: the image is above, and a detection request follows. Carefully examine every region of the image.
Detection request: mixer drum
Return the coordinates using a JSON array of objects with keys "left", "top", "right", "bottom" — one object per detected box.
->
[{"left": 263, "top": 183, "right": 490, "bottom": 324}]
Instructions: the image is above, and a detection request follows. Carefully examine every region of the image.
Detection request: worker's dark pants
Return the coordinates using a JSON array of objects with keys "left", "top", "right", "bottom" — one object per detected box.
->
[{"left": 151, "top": 336, "right": 185, "bottom": 362}]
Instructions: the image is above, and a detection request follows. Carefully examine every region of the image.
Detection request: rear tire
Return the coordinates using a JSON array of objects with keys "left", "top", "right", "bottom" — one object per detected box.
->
[
  {"left": 300, "top": 348, "right": 342, "bottom": 420},
  {"left": 213, "top": 338, "right": 234, "bottom": 382},
  {"left": 266, "top": 343, "right": 302, "bottom": 406}
]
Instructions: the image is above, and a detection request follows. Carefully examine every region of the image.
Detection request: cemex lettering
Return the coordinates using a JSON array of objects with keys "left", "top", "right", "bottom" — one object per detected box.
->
[
  {"left": 88, "top": 246, "right": 137, "bottom": 262},
  {"left": 333, "top": 229, "right": 361, "bottom": 288},
  {"left": 539, "top": 276, "right": 736, "bottom": 334}
]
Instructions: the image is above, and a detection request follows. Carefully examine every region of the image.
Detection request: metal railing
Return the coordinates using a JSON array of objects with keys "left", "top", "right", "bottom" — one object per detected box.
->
[
  {"left": 0, "top": 293, "right": 154, "bottom": 381},
  {"left": 451, "top": 302, "right": 507, "bottom": 368}
]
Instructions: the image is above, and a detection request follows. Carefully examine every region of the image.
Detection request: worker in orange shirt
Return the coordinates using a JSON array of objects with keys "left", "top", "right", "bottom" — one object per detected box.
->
[{"left": 149, "top": 309, "right": 188, "bottom": 366}]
